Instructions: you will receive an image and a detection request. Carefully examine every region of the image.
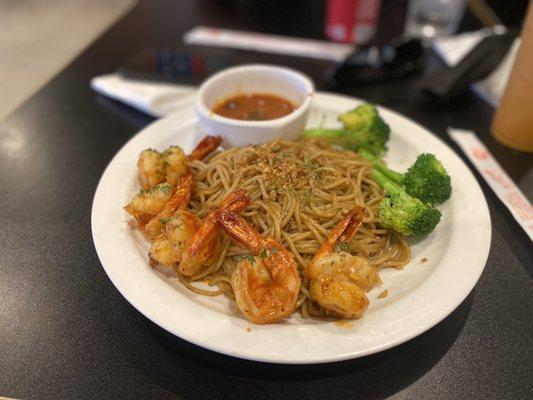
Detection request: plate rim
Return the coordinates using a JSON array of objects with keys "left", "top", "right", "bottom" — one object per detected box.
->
[{"left": 91, "top": 91, "right": 491, "bottom": 364}]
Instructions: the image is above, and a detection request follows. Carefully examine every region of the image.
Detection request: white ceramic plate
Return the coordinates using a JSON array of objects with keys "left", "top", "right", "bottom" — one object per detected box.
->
[{"left": 91, "top": 92, "right": 491, "bottom": 364}]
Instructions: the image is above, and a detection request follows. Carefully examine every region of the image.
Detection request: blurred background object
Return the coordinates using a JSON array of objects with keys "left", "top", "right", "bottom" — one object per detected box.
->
[
  {"left": 404, "top": 0, "right": 467, "bottom": 39},
  {"left": 467, "top": 0, "right": 503, "bottom": 27},
  {"left": 3, "top": 0, "right": 529, "bottom": 124},
  {"left": 0, "top": 0, "right": 136, "bottom": 121},
  {"left": 491, "top": 3, "right": 533, "bottom": 152},
  {"left": 325, "top": 36, "right": 425, "bottom": 86},
  {"left": 419, "top": 27, "right": 516, "bottom": 100},
  {"left": 325, "top": 0, "right": 382, "bottom": 44}
]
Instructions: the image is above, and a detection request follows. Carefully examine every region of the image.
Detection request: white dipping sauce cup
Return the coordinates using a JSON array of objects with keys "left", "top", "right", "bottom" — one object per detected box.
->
[{"left": 195, "top": 64, "right": 315, "bottom": 148}]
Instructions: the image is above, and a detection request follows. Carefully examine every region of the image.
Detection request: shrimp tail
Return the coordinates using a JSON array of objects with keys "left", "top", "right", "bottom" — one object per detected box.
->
[
  {"left": 215, "top": 211, "right": 263, "bottom": 254},
  {"left": 312, "top": 206, "right": 365, "bottom": 260},
  {"left": 189, "top": 135, "right": 222, "bottom": 160},
  {"left": 218, "top": 189, "right": 250, "bottom": 213},
  {"left": 181, "top": 219, "right": 218, "bottom": 260},
  {"left": 165, "top": 174, "right": 193, "bottom": 211},
  {"left": 182, "top": 190, "right": 250, "bottom": 265},
  {"left": 179, "top": 223, "right": 220, "bottom": 275},
  {"left": 339, "top": 206, "right": 365, "bottom": 242}
]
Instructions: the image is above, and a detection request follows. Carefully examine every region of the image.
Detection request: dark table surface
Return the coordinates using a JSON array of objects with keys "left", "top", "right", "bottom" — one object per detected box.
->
[{"left": 1, "top": 1, "right": 532, "bottom": 399}]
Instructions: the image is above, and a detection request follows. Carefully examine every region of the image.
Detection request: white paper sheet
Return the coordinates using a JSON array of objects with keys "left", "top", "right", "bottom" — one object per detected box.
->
[
  {"left": 448, "top": 128, "right": 533, "bottom": 241},
  {"left": 183, "top": 26, "right": 354, "bottom": 62}
]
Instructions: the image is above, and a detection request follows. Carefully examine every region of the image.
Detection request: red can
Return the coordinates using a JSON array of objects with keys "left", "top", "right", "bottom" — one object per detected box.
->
[{"left": 325, "top": 0, "right": 382, "bottom": 44}]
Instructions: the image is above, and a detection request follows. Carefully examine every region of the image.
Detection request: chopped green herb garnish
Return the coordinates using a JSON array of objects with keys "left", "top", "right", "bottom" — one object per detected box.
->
[
  {"left": 159, "top": 217, "right": 171, "bottom": 225},
  {"left": 236, "top": 254, "right": 256, "bottom": 263},
  {"left": 304, "top": 160, "right": 319, "bottom": 170},
  {"left": 335, "top": 241, "right": 350, "bottom": 253},
  {"left": 150, "top": 184, "right": 164, "bottom": 194},
  {"left": 160, "top": 185, "right": 171, "bottom": 194}
]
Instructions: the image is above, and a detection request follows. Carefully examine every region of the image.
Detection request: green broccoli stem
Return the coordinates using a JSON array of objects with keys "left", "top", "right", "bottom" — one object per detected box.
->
[
  {"left": 356, "top": 147, "right": 405, "bottom": 185},
  {"left": 355, "top": 145, "right": 379, "bottom": 162},
  {"left": 373, "top": 163, "right": 405, "bottom": 184},
  {"left": 371, "top": 169, "right": 404, "bottom": 195},
  {"left": 303, "top": 128, "right": 405, "bottom": 185},
  {"left": 303, "top": 128, "right": 346, "bottom": 138},
  {"left": 303, "top": 128, "right": 359, "bottom": 150}
]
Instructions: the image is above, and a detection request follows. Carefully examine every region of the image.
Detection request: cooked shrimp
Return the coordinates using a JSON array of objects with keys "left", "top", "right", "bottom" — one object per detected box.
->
[
  {"left": 124, "top": 182, "right": 174, "bottom": 228},
  {"left": 143, "top": 175, "right": 193, "bottom": 240},
  {"left": 306, "top": 206, "right": 380, "bottom": 319},
  {"left": 149, "top": 210, "right": 199, "bottom": 267},
  {"left": 164, "top": 135, "right": 221, "bottom": 186},
  {"left": 150, "top": 189, "right": 249, "bottom": 271},
  {"left": 163, "top": 146, "right": 188, "bottom": 186},
  {"left": 138, "top": 149, "right": 166, "bottom": 190},
  {"left": 137, "top": 135, "right": 221, "bottom": 189},
  {"left": 215, "top": 211, "right": 301, "bottom": 324},
  {"left": 179, "top": 189, "right": 250, "bottom": 276}
]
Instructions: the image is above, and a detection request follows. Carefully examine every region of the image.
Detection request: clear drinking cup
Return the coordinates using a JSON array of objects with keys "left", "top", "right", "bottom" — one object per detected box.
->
[{"left": 404, "top": 0, "right": 467, "bottom": 39}]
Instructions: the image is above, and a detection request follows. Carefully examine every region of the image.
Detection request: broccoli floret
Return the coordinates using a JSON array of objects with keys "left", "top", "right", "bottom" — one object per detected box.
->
[
  {"left": 372, "top": 170, "right": 441, "bottom": 236},
  {"left": 373, "top": 153, "right": 451, "bottom": 204},
  {"left": 403, "top": 154, "right": 451, "bottom": 204},
  {"left": 339, "top": 104, "right": 390, "bottom": 155},
  {"left": 303, "top": 126, "right": 452, "bottom": 205},
  {"left": 303, "top": 103, "right": 390, "bottom": 156}
]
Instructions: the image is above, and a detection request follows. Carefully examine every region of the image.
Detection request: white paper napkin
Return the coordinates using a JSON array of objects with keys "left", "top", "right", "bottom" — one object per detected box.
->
[
  {"left": 432, "top": 28, "right": 519, "bottom": 107},
  {"left": 432, "top": 29, "right": 492, "bottom": 67},
  {"left": 90, "top": 73, "right": 197, "bottom": 117},
  {"left": 471, "top": 39, "right": 520, "bottom": 107}
]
